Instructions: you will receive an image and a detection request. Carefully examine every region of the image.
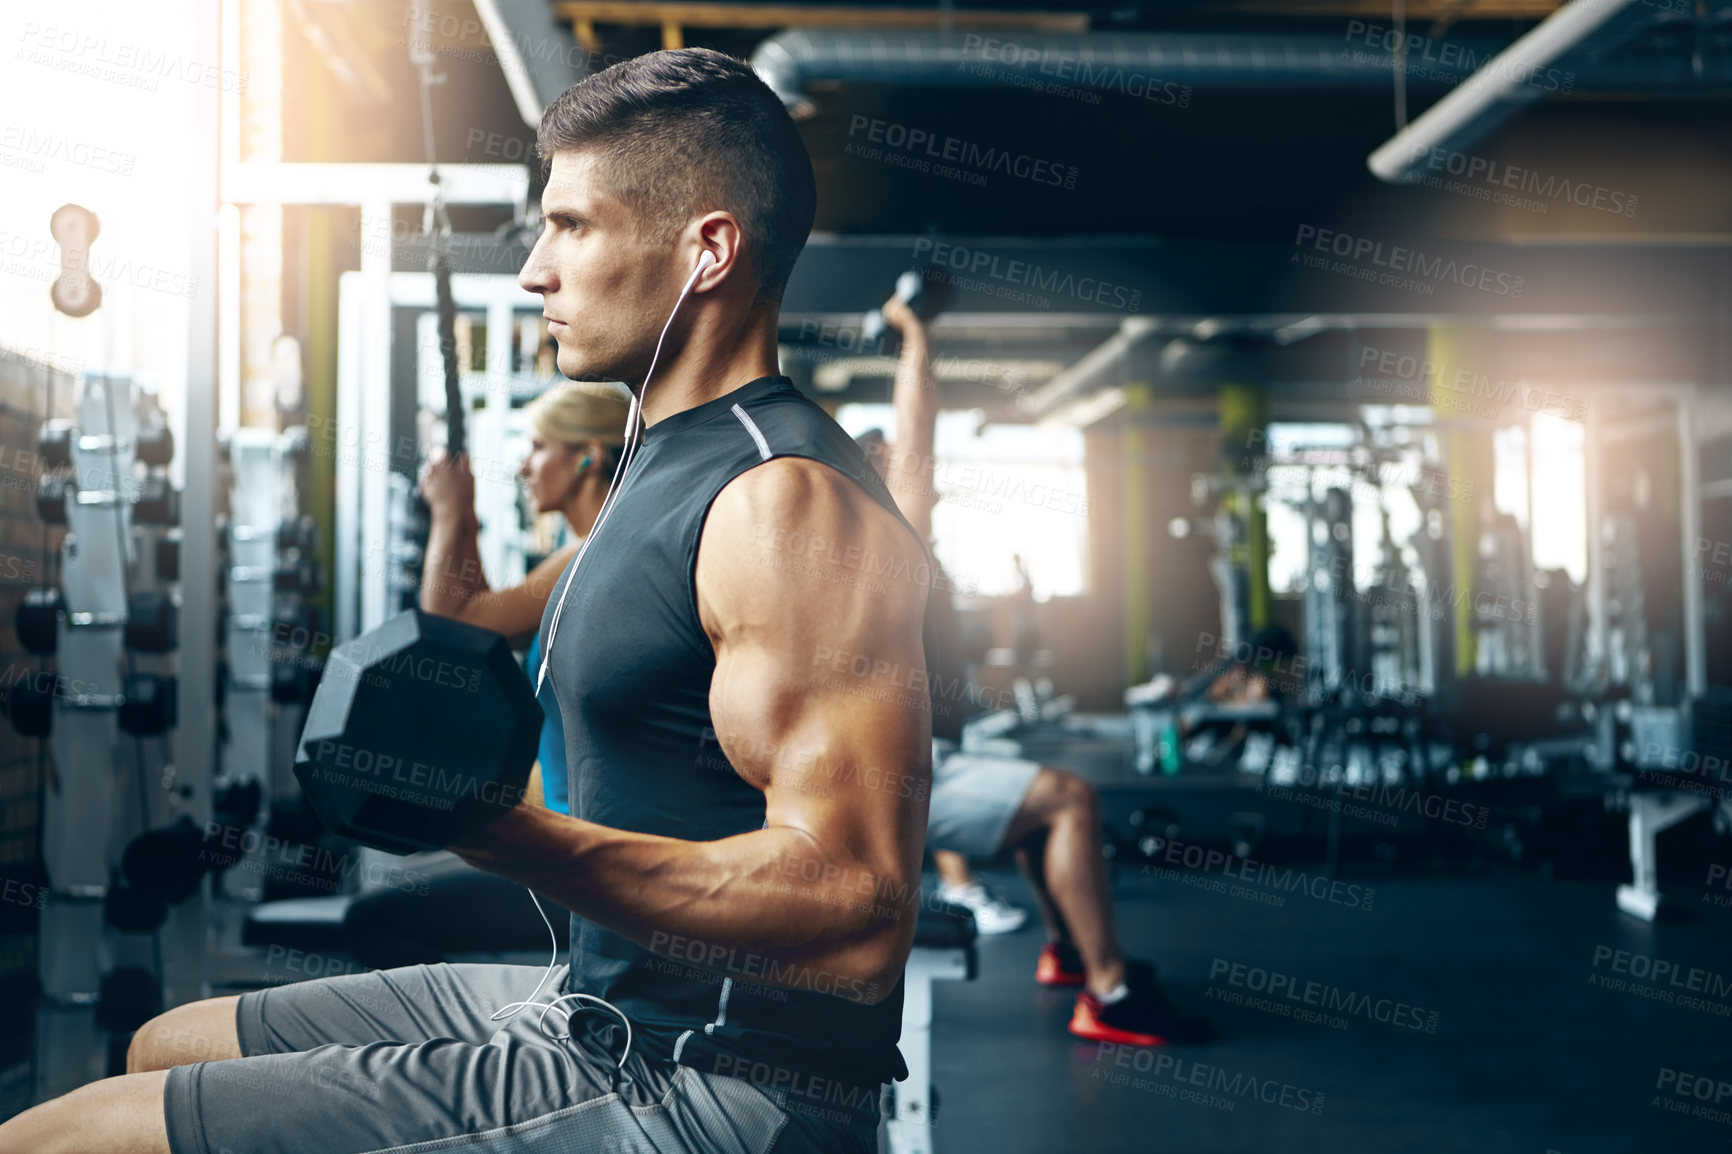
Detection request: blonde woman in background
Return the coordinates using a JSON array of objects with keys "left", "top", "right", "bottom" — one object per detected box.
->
[{"left": 419, "top": 380, "right": 631, "bottom": 638}]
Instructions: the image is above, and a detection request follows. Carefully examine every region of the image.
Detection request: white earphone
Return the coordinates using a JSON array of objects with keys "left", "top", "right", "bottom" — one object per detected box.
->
[
  {"left": 504, "top": 247, "right": 720, "bottom": 1076},
  {"left": 535, "top": 248, "right": 715, "bottom": 695}
]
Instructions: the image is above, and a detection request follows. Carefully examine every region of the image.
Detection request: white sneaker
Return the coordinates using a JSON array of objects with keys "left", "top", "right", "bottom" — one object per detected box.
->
[{"left": 937, "top": 883, "right": 1028, "bottom": 935}]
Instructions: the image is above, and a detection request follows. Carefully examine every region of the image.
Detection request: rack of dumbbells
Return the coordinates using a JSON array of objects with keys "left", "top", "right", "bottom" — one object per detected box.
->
[
  {"left": 213, "top": 427, "right": 327, "bottom": 908},
  {"left": 17, "top": 374, "right": 192, "bottom": 1095}
]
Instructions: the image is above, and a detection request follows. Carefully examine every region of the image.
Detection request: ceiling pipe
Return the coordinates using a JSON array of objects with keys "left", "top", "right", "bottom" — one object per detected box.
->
[
  {"left": 1367, "top": 0, "right": 1653, "bottom": 183},
  {"left": 753, "top": 29, "right": 1501, "bottom": 116},
  {"left": 750, "top": 24, "right": 1711, "bottom": 118}
]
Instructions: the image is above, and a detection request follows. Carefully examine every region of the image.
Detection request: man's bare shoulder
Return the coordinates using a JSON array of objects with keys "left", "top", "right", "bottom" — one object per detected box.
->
[{"left": 698, "top": 456, "right": 930, "bottom": 621}]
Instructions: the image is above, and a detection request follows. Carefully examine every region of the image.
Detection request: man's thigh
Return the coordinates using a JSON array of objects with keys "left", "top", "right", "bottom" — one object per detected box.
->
[
  {"left": 237, "top": 962, "right": 551, "bottom": 1057},
  {"left": 162, "top": 1014, "right": 792, "bottom": 1154}
]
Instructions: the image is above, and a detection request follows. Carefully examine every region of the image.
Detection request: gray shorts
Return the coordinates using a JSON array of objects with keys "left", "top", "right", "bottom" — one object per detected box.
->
[
  {"left": 162, "top": 962, "right": 875, "bottom": 1154},
  {"left": 925, "top": 739, "right": 1042, "bottom": 857}
]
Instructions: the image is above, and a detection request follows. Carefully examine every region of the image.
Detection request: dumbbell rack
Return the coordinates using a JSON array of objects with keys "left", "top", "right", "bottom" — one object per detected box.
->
[
  {"left": 217, "top": 427, "right": 320, "bottom": 901},
  {"left": 29, "top": 374, "right": 188, "bottom": 1101}
]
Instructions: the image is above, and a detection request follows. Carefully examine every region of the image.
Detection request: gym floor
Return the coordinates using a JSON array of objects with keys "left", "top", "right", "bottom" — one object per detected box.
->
[{"left": 934, "top": 862, "right": 1732, "bottom": 1154}]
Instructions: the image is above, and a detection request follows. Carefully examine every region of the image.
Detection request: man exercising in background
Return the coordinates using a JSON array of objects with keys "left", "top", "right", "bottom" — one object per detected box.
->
[
  {"left": 0, "top": 49, "right": 930, "bottom": 1154},
  {"left": 863, "top": 291, "right": 1208, "bottom": 1047}
]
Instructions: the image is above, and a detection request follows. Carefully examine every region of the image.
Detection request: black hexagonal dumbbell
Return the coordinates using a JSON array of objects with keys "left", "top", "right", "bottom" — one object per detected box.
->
[
  {"left": 38, "top": 420, "right": 73, "bottom": 470},
  {"left": 15, "top": 588, "right": 62, "bottom": 656},
  {"left": 119, "top": 674, "right": 176, "bottom": 736},
  {"left": 124, "top": 591, "right": 177, "bottom": 653},
  {"left": 294, "top": 610, "right": 541, "bottom": 856},
  {"left": 35, "top": 476, "right": 70, "bottom": 525},
  {"left": 134, "top": 478, "right": 180, "bottom": 526}
]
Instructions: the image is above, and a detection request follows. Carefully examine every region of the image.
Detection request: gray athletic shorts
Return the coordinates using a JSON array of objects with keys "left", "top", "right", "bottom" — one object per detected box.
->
[
  {"left": 162, "top": 962, "right": 876, "bottom": 1154},
  {"left": 925, "top": 738, "right": 1042, "bottom": 857}
]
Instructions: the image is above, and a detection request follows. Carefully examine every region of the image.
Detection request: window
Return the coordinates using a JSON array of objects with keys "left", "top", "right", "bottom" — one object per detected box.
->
[{"left": 836, "top": 405, "right": 1089, "bottom": 598}]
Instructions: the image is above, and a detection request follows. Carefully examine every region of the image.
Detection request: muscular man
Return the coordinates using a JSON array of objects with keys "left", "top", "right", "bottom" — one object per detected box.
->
[
  {"left": 863, "top": 291, "right": 1209, "bottom": 1047},
  {"left": 1, "top": 49, "right": 930, "bottom": 1154}
]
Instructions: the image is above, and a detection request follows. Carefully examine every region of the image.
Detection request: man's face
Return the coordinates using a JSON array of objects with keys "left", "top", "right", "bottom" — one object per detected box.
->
[{"left": 519, "top": 149, "right": 679, "bottom": 389}]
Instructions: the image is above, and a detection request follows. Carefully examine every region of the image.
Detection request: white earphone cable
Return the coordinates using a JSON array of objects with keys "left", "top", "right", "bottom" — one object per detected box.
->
[
  {"left": 536, "top": 252, "right": 712, "bottom": 695},
  {"left": 511, "top": 251, "right": 713, "bottom": 1076}
]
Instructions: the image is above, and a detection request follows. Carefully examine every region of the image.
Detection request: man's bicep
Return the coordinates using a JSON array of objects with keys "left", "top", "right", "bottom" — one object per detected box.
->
[{"left": 698, "top": 459, "right": 932, "bottom": 843}]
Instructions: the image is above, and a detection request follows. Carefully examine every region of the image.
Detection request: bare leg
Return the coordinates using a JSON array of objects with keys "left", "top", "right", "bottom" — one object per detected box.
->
[
  {"left": 1012, "top": 831, "right": 1070, "bottom": 944},
  {"left": 933, "top": 849, "right": 974, "bottom": 891},
  {"left": 127, "top": 996, "right": 243, "bottom": 1072},
  {"left": 0, "top": 1070, "right": 171, "bottom": 1154},
  {"left": 1001, "top": 769, "right": 1125, "bottom": 996}
]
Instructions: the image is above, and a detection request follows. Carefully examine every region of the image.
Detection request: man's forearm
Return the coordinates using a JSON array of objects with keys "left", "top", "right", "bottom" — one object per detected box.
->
[
  {"left": 420, "top": 512, "right": 487, "bottom": 616},
  {"left": 453, "top": 806, "right": 915, "bottom": 1000}
]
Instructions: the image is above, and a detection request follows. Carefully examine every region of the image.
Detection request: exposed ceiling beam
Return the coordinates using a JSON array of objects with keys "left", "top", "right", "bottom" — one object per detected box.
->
[
  {"left": 1018, "top": 317, "right": 1158, "bottom": 418},
  {"left": 1368, "top": 0, "right": 1648, "bottom": 183},
  {"left": 1213, "top": 0, "right": 1563, "bottom": 16},
  {"left": 473, "top": 0, "right": 583, "bottom": 126},
  {"left": 551, "top": 3, "right": 1089, "bottom": 33}
]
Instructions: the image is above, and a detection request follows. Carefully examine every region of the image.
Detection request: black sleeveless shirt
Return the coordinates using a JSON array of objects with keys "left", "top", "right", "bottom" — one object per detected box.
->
[{"left": 538, "top": 374, "right": 925, "bottom": 1101}]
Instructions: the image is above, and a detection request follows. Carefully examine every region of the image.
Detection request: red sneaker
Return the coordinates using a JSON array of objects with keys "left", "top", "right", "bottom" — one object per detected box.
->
[
  {"left": 1036, "top": 941, "right": 1086, "bottom": 988},
  {"left": 1069, "top": 979, "right": 1211, "bottom": 1047}
]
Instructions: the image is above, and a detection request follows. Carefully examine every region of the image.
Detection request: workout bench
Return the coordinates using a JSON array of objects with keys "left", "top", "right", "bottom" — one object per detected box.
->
[{"left": 884, "top": 905, "right": 977, "bottom": 1154}]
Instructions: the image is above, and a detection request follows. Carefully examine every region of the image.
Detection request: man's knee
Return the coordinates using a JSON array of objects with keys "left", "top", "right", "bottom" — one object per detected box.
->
[
  {"left": 0, "top": 1070, "right": 171, "bottom": 1154},
  {"left": 127, "top": 997, "right": 242, "bottom": 1073},
  {"left": 1023, "top": 768, "right": 1097, "bottom": 829},
  {"left": 1046, "top": 769, "right": 1098, "bottom": 820}
]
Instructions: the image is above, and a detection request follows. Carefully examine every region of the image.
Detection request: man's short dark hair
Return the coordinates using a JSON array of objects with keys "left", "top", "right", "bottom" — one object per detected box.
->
[{"left": 537, "top": 48, "right": 817, "bottom": 306}]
